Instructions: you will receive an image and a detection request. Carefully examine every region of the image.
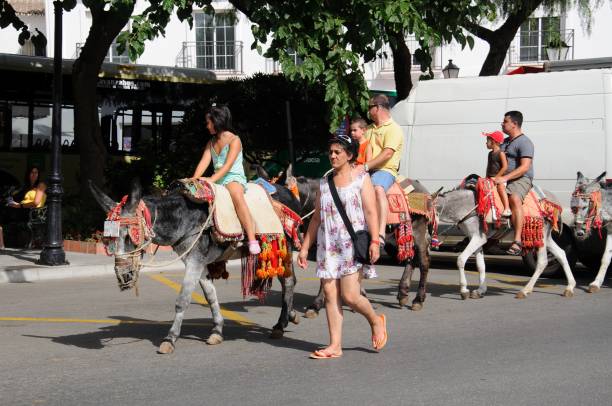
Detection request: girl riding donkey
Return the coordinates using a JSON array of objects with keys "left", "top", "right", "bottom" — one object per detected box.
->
[{"left": 192, "top": 105, "right": 260, "bottom": 255}]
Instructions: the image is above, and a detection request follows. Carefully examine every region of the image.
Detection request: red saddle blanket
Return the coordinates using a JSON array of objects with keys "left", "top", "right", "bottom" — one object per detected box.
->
[{"left": 476, "top": 178, "right": 562, "bottom": 250}]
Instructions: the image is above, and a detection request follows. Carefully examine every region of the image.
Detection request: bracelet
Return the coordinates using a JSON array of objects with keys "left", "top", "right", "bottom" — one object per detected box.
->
[
  {"left": 370, "top": 239, "right": 379, "bottom": 245},
  {"left": 364, "top": 163, "right": 369, "bottom": 172}
]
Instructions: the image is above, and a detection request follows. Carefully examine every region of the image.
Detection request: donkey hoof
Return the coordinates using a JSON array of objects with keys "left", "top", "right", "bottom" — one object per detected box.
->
[
  {"left": 411, "top": 302, "right": 423, "bottom": 311},
  {"left": 270, "top": 328, "right": 284, "bottom": 339},
  {"left": 206, "top": 333, "right": 224, "bottom": 345},
  {"left": 515, "top": 291, "right": 528, "bottom": 299},
  {"left": 470, "top": 291, "right": 483, "bottom": 299},
  {"left": 460, "top": 292, "right": 470, "bottom": 300},
  {"left": 290, "top": 312, "right": 301, "bottom": 325},
  {"left": 157, "top": 341, "right": 175, "bottom": 354},
  {"left": 588, "top": 285, "right": 600, "bottom": 293},
  {"left": 304, "top": 308, "right": 319, "bottom": 319},
  {"left": 562, "top": 289, "right": 574, "bottom": 298},
  {"left": 398, "top": 297, "right": 410, "bottom": 308}
]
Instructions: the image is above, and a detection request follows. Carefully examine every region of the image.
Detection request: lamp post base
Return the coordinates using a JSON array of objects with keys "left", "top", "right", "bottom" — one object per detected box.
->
[{"left": 38, "top": 246, "right": 68, "bottom": 266}]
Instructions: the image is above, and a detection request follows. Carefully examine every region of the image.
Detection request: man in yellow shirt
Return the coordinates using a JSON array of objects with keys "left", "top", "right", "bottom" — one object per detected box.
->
[{"left": 363, "top": 94, "right": 404, "bottom": 247}]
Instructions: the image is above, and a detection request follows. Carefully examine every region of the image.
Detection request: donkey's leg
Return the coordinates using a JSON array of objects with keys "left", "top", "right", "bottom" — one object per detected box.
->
[
  {"left": 588, "top": 230, "right": 612, "bottom": 293},
  {"left": 516, "top": 246, "right": 548, "bottom": 299},
  {"left": 412, "top": 223, "right": 431, "bottom": 310},
  {"left": 470, "top": 248, "right": 487, "bottom": 299},
  {"left": 456, "top": 226, "right": 488, "bottom": 300},
  {"left": 271, "top": 270, "right": 299, "bottom": 339},
  {"left": 545, "top": 228, "right": 576, "bottom": 297},
  {"left": 305, "top": 281, "right": 325, "bottom": 319},
  {"left": 199, "top": 277, "right": 224, "bottom": 345},
  {"left": 397, "top": 262, "right": 415, "bottom": 308},
  {"left": 159, "top": 264, "right": 204, "bottom": 354}
]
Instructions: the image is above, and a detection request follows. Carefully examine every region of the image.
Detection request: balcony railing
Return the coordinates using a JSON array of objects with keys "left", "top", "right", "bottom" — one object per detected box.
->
[
  {"left": 176, "top": 41, "right": 243, "bottom": 74},
  {"left": 507, "top": 29, "right": 574, "bottom": 66},
  {"left": 377, "top": 36, "right": 443, "bottom": 72}
]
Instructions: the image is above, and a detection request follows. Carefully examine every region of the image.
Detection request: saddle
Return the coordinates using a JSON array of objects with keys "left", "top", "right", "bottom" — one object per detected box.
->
[
  {"left": 475, "top": 177, "right": 562, "bottom": 250},
  {"left": 382, "top": 178, "right": 433, "bottom": 261}
]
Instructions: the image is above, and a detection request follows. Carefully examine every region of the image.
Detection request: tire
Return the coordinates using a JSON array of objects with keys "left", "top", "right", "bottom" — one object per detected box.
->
[{"left": 522, "top": 227, "right": 577, "bottom": 278}]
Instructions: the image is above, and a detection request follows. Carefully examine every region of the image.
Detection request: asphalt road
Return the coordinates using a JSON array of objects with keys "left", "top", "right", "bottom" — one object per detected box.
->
[{"left": 1, "top": 258, "right": 611, "bottom": 406}]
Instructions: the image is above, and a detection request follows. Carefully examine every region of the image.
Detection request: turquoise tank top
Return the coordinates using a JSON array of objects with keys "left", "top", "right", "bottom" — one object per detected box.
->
[{"left": 210, "top": 137, "right": 247, "bottom": 186}]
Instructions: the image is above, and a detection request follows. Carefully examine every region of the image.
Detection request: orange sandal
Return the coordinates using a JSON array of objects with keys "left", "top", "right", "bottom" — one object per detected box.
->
[{"left": 373, "top": 314, "right": 388, "bottom": 351}]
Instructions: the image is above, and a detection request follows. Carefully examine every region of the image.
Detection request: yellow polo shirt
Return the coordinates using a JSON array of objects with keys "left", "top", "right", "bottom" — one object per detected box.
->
[{"left": 366, "top": 119, "right": 403, "bottom": 177}]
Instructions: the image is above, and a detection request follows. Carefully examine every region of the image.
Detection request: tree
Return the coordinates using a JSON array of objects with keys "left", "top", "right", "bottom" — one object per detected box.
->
[{"left": 463, "top": 0, "right": 605, "bottom": 76}]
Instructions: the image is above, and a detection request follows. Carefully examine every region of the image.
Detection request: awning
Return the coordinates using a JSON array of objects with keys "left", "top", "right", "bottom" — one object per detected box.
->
[
  {"left": 506, "top": 66, "right": 545, "bottom": 75},
  {"left": 9, "top": 0, "right": 45, "bottom": 16}
]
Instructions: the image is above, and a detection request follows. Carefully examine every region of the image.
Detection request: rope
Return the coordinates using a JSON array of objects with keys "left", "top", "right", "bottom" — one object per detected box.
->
[
  {"left": 300, "top": 209, "right": 315, "bottom": 221},
  {"left": 141, "top": 200, "right": 217, "bottom": 268}
]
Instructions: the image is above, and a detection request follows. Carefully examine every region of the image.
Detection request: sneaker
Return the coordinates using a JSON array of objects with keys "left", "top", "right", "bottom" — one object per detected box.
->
[
  {"left": 248, "top": 240, "right": 261, "bottom": 255},
  {"left": 502, "top": 209, "right": 512, "bottom": 217}
]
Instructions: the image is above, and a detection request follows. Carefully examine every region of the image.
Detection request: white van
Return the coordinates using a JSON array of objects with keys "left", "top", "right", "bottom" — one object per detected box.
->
[{"left": 392, "top": 68, "right": 612, "bottom": 271}]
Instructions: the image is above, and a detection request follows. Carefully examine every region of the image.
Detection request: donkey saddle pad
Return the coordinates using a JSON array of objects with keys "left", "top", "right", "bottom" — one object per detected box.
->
[
  {"left": 211, "top": 182, "right": 284, "bottom": 239},
  {"left": 483, "top": 184, "right": 544, "bottom": 224}
]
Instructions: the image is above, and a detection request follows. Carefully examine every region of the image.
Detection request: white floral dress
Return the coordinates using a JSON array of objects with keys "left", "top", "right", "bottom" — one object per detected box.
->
[{"left": 316, "top": 171, "right": 377, "bottom": 279}]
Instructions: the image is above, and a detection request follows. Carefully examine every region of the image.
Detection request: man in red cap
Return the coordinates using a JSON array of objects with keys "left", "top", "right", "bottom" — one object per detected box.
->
[{"left": 483, "top": 130, "right": 511, "bottom": 217}]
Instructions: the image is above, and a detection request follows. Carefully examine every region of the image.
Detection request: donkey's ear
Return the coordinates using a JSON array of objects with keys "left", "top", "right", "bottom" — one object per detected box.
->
[
  {"left": 126, "top": 178, "right": 142, "bottom": 210},
  {"left": 286, "top": 163, "right": 293, "bottom": 179},
  {"left": 88, "top": 180, "right": 116, "bottom": 213},
  {"left": 577, "top": 171, "right": 585, "bottom": 182},
  {"left": 595, "top": 171, "right": 607, "bottom": 184}
]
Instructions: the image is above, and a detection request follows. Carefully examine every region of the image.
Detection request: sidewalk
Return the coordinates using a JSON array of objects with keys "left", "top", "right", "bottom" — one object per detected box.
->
[{"left": 0, "top": 248, "right": 187, "bottom": 283}]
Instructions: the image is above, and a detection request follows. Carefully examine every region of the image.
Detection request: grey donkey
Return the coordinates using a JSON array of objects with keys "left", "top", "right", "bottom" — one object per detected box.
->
[
  {"left": 90, "top": 180, "right": 299, "bottom": 354},
  {"left": 434, "top": 187, "right": 576, "bottom": 299},
  {"left": 572, "top": 171, "right": 611, "bottom": 293}
]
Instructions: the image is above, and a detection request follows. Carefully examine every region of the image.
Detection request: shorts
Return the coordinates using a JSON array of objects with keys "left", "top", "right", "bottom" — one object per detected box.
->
[
  {"left": 371, "top": 170, "right": 396, "bottom": 192},
  {"left": 506, "top": 176, "right": 532, "bottom": 201}
]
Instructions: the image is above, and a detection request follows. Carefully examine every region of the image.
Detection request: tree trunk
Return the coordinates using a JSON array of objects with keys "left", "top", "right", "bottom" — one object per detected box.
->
[
  {"left": 479, "top": 36, "right": 515, "bottom": 76},
  {"left": 72, "top": 3, "right": 134, "bottom": 193},
  {"left": 388, "top": 30, "right": 412, "bottom": 101}
]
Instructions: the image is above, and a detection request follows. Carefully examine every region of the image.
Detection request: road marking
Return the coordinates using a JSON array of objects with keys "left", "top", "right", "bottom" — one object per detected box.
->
[
  {"left": 0, "top": 317, "right": 210, "bottom": 326},
  {"left": 147, "top": 274, "right": 254, "bottom": 326}
]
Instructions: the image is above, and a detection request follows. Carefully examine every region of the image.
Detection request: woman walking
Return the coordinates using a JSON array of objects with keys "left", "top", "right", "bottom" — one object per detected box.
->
[{"left": 297, "top": 135, "right": 387, "bottom": 359}]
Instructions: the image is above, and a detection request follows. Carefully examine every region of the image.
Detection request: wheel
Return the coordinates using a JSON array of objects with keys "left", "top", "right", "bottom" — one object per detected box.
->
[
  {"left": 575, "top": 232, "right": 607, "bottom": 272},
  {"left": 522, "top": 227, "right": 577, "bottom": 277}
]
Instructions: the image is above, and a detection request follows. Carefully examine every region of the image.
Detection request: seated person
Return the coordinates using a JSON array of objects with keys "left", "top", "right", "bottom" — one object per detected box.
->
[
  {"left": 362, "top": 94, "right": 404, "bottom": 248},
  {"left": 6, "top": 166, "right": 47, "bottom": 218},
  {"left": 483, "top": 130, "right": 511, "bottom": 217},
  {"left": 350, "top": 117, "right": 372, "bottom": 166}
]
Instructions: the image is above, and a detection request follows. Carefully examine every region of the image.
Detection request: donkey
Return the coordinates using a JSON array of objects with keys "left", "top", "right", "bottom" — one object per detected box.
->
[
  {"left": 304, "top": 178, "right": 433, "bottom": 314},
  {"left": 572, "top": 171, "right": 611, "bottom": 293},
  {"left": 90, "top": 181, "right": 299, "bottom": 354},
  {"left": 434, "top": 187, "right": 576, "bottom": 299}
]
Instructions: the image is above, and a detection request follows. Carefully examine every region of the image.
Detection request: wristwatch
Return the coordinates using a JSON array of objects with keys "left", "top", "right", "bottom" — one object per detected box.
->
[{"left": 364, "top": 163, "right": 369, "bottom": 172}]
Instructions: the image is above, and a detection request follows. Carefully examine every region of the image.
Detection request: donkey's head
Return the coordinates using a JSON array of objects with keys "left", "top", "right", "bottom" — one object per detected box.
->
[
  {"left": 571, "top": 171, "right": 606, "bottom": 240},
  {"left": 89, "top": 179, "right": 149, "bottom": 291}
]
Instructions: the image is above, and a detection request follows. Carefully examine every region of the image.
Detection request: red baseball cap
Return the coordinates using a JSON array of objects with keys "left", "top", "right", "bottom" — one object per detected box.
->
[{"left": 482, "top": 130, "right": 504, "bottom": 144}]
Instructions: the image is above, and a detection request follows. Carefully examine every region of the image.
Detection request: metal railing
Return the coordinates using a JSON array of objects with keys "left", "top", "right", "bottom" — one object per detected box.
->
[
  {"left": 175, "top": 41, "right": 243, "bottom": 73},
  {"left": 377, "top": 35, "right": 443, "bottom": 72},
  {"left": 507, "top": 29, "right": 574, "bottom": 66}
]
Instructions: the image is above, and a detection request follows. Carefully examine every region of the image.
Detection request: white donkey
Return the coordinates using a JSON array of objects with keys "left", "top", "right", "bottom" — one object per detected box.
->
[
  {"left": 571, "top": 171, "right": 611, "bottom": 293},
  {"left": 434, "top": 187, "right": 576, "bottom": 299}
]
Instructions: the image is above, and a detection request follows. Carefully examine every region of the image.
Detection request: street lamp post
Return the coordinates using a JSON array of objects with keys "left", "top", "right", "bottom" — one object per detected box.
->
[
  {"left": 442, "top": 59, "right": 460, "bottom": 79},
  {"left": 39, "top": 0, "right": 67, "bottom": 265}
]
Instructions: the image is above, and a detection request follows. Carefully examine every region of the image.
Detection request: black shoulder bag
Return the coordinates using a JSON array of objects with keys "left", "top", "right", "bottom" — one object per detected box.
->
[{"left": 326, "top": 173, "right": 372, "bottom": 264}]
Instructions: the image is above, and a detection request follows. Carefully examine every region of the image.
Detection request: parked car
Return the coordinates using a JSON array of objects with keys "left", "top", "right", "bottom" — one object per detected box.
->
[{"left": 393, "top": 67, "right": 612, "bottom": 274}]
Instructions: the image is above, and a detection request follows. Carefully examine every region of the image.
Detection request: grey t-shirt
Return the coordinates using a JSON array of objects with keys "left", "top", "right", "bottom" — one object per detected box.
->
[{"left": 501, "top": 134, "right": 534, "bottom": 179}]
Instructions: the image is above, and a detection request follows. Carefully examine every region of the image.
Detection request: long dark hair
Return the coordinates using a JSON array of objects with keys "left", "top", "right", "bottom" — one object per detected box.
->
[
  {"left": 24, "top": 165, "right": 42, "bottom": 188},
  {"left": 206, "top": 105, "right": 233, "bottom": 134}
]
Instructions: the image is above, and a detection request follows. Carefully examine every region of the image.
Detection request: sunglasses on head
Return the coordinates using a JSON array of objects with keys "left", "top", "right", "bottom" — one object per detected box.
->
[{"left": 333, "top": 134, "right": 353, "bottom": 144}]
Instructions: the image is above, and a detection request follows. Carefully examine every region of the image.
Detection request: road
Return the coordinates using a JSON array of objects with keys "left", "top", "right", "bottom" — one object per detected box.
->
[{"left": 1, "top": 258, "right": 611, "bottom": 406}]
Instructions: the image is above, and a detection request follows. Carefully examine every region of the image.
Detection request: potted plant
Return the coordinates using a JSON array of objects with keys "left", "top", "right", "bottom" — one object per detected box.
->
[{"left": 545, "top": 31, "right": 570, "bottom": 61}]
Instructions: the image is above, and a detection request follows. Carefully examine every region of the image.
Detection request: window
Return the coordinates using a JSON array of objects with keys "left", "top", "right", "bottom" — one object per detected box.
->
[
  {"left": 106, "top": 41, "right": 131, "bottom": 64},
  {"left": 519, "top": 17, "right": 561, "bottom": 62},
  {"left": 194, "top": 12, "right": 236, "bottom": 70}
]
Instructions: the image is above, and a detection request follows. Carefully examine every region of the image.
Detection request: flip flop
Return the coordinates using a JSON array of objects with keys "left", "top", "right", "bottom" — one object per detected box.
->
[
  {"left": 309, "top": 349, "right": 342, "bottom": 359},
  {"left": 373, "top": 314, "right": 388, "bottom": 351},
  {"left": 506, "top": 240, "right": 523, "bottom": 256}
]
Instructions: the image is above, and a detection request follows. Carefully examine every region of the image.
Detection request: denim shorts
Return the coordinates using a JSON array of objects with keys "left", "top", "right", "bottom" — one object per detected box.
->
[{"left": 370, "top": 170, "right": 396, "bottom": 192}]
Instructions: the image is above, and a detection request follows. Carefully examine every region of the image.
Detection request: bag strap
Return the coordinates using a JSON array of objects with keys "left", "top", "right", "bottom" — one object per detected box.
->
[{"left": 326, "top": 172, "right": 358, "bottom": 242}]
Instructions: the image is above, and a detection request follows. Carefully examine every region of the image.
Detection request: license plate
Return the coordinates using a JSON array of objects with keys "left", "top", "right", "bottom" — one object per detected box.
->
[{"left": 103, "top": 220, "right": 120, "bottom": 237}]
